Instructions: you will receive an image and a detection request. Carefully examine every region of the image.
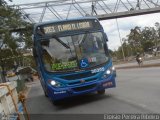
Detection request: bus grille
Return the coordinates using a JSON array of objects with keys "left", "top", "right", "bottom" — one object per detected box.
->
[
  {"left": 60, "top": 72, "right": 96, "bottom": 80},
  {"left": 68, "top": 78, "right": 97, "bottom": 85},
  {"left": 72, "top": 84, "right": 97, "bottom": 92}
]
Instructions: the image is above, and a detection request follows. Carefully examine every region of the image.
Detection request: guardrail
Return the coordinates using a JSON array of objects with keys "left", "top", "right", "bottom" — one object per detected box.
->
[{"left": 0, "top": 81, "right": 28, "bottom": 120}]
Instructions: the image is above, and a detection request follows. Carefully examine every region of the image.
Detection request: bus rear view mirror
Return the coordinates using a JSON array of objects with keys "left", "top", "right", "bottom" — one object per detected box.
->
[{"left": 104, "top": 33, "right": 108, "bottom": 42}]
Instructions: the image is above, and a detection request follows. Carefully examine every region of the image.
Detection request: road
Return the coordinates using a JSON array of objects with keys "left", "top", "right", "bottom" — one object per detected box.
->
[{"left": 26, "top": 67, "right": 160, "bottom": 120}]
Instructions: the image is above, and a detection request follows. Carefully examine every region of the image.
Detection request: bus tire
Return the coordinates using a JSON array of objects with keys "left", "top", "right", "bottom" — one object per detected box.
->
[
  {"left": 52, "top": 100, "right": 60, "bottom": 106},
  {"left": 97, "top": 89, "right": 105, "bottom": 94},
  {"left": 44, "top": 91, "right": 48, "bottom": 97}
]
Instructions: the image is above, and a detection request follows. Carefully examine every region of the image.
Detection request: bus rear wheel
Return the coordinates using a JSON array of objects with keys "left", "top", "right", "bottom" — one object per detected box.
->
[{"left": 97, "top": 89, "right": 105, "bottom": 94}]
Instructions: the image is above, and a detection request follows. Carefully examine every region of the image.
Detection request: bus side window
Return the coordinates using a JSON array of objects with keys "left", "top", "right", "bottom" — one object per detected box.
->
[
  {"left": 104, "top": 43, "right": 109, "bottom": 55},
  {"left": 104, "top": 33, "right": 108, "bottom": 42}
]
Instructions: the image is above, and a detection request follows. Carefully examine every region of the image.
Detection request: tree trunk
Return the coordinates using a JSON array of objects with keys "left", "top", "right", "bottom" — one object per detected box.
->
[{"left": 0, "top": 63, "right": 6, "bottom": 83}]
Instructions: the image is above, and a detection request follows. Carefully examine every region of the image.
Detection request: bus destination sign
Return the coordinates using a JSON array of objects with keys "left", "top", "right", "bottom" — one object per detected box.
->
[{"left": 43, "top": 21, "right": 92, "bottom": 34}]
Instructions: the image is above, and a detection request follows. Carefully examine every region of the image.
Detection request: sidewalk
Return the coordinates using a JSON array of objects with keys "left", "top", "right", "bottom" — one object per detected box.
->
[
  {"left": 22, "top": 75, "right": 39, "bottom": 98},
  {"left": 115, "top": 59, "right": 160, "bottom": 69}
]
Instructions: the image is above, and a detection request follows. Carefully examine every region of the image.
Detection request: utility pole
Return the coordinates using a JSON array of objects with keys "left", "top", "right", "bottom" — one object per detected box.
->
[
  {"left": 91, "top": 1, "right": 97, "bottom": 16},
  {"left": 116, "top": 19, "right": 125, "bottom": 61},
  {"left": 136, "top": 0, "right": 140, "bottom": 10}
]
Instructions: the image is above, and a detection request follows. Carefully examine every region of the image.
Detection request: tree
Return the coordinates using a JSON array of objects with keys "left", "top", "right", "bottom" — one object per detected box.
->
[
  {"left": 127, "top": 26, "right": 143, "bottom": 53},
  {"left": 155, "top": 22, "right": 160, "bottom": 46},
  {"left": 0, "top": 0, "right": 32, "bottom": 82},
  {"left": 114, "top": 22, "right": 160, "bottom": 61},
  {"left": 141, "top": 27, "right": 156, "bottom": 52}
]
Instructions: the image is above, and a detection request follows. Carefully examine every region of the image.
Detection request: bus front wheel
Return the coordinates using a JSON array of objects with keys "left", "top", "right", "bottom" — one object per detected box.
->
[
  {"left": 44, "top": 90, "right": 48, "bottom": 97},
  {"left": 97, "top": 89, "right": 105, "bottom": 94},
  {"left": 52, "top": 100, "right": 61, "bottom": 106}
]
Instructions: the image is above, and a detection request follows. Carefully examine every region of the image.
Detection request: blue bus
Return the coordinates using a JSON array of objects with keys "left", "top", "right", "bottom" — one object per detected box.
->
[{"left": 33, "top": 17, "right": 116, "bottom": 104}]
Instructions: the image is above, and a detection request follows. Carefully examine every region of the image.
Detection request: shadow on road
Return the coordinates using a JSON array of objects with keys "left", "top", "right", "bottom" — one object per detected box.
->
[
  {"left": 26, "top": 91, "right": 113, "bottom": 113},
  {"left": 54, "top": 93, "right": 112, "bottom": 110},
  {"left": 26, "top": 81, "right": 115, "bottom": 113}
]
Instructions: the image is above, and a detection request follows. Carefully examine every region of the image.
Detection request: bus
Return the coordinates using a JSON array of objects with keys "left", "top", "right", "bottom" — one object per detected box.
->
[{"left": 33, "top": 17, "right": 116, "bottom": 104}]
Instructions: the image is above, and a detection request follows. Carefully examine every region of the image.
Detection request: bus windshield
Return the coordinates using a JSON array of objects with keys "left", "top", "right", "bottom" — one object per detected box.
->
[{"left": 40, "top": 31, "right": 109, "bottom": 72}]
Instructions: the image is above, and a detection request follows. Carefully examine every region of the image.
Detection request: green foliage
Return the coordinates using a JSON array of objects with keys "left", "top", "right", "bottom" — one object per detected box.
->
[
  {"left": 114, "top": 23, "right": 160, "bottom": 60},
  {"left": 142, "top": 41, "right": 154, "bottom": 52},
  {"left": 0, "top": 0, "right": 33, "bottom": 82},
  {"left": 0, "top": 48, "right": 22, "bottom": 70},
  {"left": 0, "top": 0, "right": 33, "bottom": 50}
]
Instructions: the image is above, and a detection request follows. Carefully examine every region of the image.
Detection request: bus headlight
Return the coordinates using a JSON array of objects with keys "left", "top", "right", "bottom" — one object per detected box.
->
[
  {"left": 50, "top": 80, "right": 56, "bottom": 86},
  {"left": 103, "top": 66, "right": 116, "bottom": 78},
  {"left": 48, "top": 80, "right": 63, "bottom": 87},
  {"left": 106, "top": 70, "right": 111, "bottom": 75}
]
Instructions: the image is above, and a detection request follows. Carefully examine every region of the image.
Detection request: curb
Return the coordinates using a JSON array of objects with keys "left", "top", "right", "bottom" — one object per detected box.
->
[{"left": 116, "top": 63, "right": 160, "bottom": 69}]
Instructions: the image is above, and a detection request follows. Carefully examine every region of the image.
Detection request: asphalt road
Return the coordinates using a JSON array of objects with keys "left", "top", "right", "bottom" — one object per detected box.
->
[{"left": 26, "top": 67, "right": 160, "bottom": 119}]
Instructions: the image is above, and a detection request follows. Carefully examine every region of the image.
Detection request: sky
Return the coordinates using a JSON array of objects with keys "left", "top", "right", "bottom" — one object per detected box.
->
[
  {"left": 100, "top": 13, "right": 160, "bottom": 50},
  {"left": 7, "top": 0, "right": 160, "bottom": 50}
]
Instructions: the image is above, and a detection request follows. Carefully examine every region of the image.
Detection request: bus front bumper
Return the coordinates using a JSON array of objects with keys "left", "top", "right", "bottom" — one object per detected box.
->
[{"left": 47, "top": 74, "right": 116, "bottom": 101}]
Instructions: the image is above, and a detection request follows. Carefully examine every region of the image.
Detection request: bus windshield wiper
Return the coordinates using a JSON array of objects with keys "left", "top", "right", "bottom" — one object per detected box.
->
[{"left": 52, "top": 35, "right": 70, "bottom": 49}]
